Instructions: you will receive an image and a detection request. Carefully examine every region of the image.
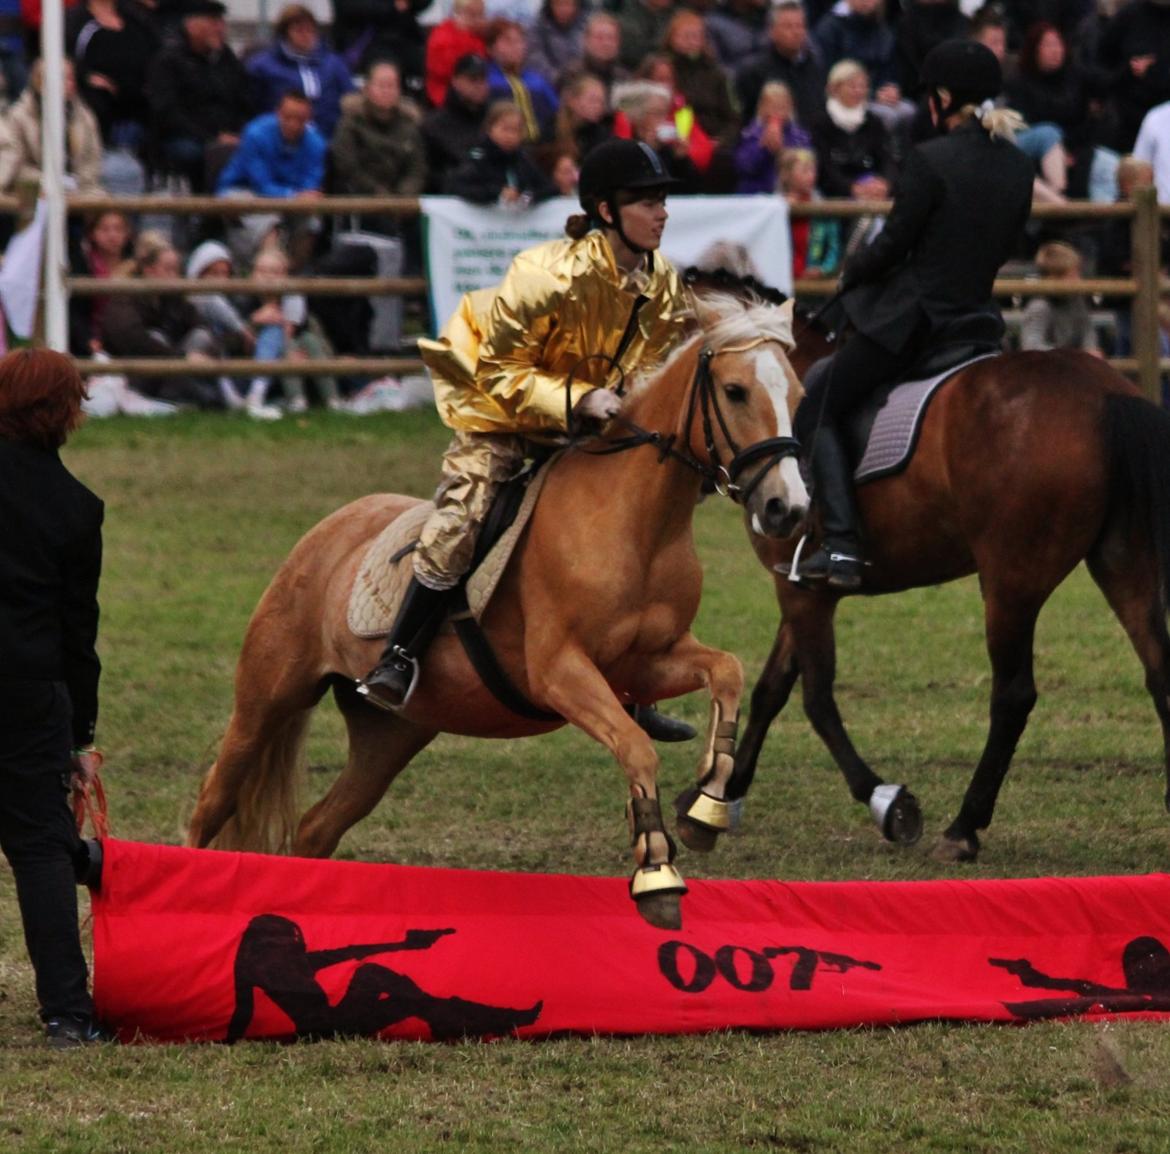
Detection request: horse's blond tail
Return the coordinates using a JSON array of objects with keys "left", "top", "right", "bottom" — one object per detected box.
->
[{"left": 207, "top": 708, "right": 312, "bottom": 854}]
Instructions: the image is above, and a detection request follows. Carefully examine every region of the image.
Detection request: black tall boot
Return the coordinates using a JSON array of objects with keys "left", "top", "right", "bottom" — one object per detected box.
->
[
  {"left": 797, "top": 423, "right": 865, "bottom": 591},
  {"left": 626, "top": 704, "right": 697, "bottom": 742},
  {"left": 357, "top": 578, "right": 451, "bottom": 711}
]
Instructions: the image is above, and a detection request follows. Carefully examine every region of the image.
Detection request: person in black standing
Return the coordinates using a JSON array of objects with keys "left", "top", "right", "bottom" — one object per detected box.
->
[
  {"left": 790, "top": 39, "right": 1034, "bottom": 590},
  {"left": 0, "top": 349, "right": 106, "bottom": 1048}
]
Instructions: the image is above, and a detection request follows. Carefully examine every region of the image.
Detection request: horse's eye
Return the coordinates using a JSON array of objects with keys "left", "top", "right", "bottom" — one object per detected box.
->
[{"left": 723, "top": 383, "right": 749, "bottom": 404}]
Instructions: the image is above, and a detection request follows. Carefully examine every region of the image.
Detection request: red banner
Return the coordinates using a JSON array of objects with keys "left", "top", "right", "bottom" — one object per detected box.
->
[{"left": 92, "top": 840, "right": 1170, "bottom": 1043}]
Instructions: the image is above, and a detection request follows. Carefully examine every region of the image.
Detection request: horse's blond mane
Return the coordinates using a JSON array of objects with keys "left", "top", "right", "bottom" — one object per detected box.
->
[
  {"left": 625, "top": 290, "right": 795, "bottom": 398},
  {"left": 691, "top": 289, "right": 796, "bottom": 353}
]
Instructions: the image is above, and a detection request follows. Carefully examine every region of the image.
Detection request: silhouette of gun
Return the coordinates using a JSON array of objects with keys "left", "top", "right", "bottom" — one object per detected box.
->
[{"left": 764, "top": 946, "right": 882, "bottom": 991}]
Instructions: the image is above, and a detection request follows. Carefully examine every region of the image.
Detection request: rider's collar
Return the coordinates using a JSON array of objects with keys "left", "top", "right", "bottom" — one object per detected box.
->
[{"left": 620, "top": 253, "right": 653, "bottom": 295}]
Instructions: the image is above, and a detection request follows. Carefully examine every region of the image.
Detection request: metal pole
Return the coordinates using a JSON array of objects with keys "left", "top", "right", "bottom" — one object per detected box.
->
[{"left": 41, "top": 0, "right": 68, "bottom": 351}]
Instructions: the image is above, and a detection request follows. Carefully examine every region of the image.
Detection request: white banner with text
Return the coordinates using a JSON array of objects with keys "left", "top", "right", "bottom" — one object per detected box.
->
[{"left": 420, "top": 195, "right": 792, "bottom": 336}]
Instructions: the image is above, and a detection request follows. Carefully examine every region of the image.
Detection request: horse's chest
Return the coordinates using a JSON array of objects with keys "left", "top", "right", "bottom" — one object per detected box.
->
[{"left": 629, "top": 556, "right": 702, "bottom": 650}]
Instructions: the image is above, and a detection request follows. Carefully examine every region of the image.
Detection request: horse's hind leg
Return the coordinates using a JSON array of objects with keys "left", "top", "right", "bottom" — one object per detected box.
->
[
  {"left": 292, "top": 684, "right": 437, "bottom": 858},
  {"left": 1087, "top": 544, "right": 1170, "bottom": 810},
  {"left": 935, "top": 585, "right": 1043, "bottom": 862}
]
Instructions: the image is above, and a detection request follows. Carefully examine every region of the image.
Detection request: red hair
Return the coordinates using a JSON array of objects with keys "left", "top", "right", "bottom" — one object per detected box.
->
[{"left": 0, "top": 348, "right": 87, "bottom": 449}]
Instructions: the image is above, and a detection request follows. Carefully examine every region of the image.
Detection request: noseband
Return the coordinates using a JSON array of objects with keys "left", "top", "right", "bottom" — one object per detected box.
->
[{"left": 566, "top": 339, "right": 801, "bottom": 506}]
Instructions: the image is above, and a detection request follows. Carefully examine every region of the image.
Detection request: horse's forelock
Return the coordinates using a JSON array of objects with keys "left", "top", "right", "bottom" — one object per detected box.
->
[
  {"left": 691, "top": 290, "right": 795, "bottom": 354},
  {"left": 622, "top": 291, "right": 795, "bottom": 402}
]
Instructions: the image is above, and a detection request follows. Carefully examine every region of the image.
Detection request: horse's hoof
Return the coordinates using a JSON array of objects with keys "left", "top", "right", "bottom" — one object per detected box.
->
[
  {"left": 868, "top": 784, "right": 923, "bottom": 846},
  {"left": 676, "top": 814, "right": 720, "bottom": 853},
  {"left": 931, "top": 834, "right": 979, "bottom": 863},
  {"left": 635, "top": 891, "right": 683, "bottom": 930},
  {"left": 673, "top": 787, "right": 742, "bottom": 852}
]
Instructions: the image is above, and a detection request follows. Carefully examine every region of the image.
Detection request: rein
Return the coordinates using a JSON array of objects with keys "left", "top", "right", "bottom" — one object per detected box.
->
[{"left": 563, "top": 338, "right": 800, "bottom": 505}]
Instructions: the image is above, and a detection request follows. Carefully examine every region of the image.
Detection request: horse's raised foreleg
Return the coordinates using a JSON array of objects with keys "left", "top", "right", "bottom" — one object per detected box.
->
[
  {"left": 935, "top": 588, "right": 1041, "bottom": 862},
  {"left": 1087, "top": 547, "right": 1170, "bottom": 812},
  {"left": 535, "top": 648, "right": 686, "bottom": 930},
  {"left": 618, "top": 633, "right": 745, "bottom": 853},
  {"left": 292, "top": 689, "right": 437, "bottom": 858}
]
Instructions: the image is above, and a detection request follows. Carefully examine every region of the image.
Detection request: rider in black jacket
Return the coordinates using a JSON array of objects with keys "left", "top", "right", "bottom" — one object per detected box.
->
[{"left": 793, "top": 39, "right": 1034, "bottom": 590}]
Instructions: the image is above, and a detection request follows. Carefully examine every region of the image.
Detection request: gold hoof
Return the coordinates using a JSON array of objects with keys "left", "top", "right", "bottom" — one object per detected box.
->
[
  {"left": 630, "top": 861, "right": 687, "bottom": 899},
  {"left": 675, "top": 787, "right": 743, "bottom": 832}
]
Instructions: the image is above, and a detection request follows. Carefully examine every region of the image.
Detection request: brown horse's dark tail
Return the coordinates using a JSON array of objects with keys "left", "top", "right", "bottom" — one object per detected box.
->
[{"left": 1103, "top": 392, "right": 1170, "bottom": 605}]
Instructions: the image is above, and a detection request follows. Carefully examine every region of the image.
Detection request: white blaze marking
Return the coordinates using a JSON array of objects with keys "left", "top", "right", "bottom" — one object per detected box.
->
[{"left": 751, "top": 347, "right": 810, "bottom": 511}]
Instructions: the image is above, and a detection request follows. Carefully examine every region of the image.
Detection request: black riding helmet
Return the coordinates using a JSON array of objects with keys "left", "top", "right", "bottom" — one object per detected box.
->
[
  {"left": 578, "top": 139, "right": 678, "bottom": 253},
  {"left": 920, "top": 39, "right": 1002, "bottom": 120}
]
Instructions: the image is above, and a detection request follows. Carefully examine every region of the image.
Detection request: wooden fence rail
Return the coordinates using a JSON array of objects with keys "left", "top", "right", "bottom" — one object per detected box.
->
[{"left": 7, "top": 188, "right": 1164, "bottom": 398}]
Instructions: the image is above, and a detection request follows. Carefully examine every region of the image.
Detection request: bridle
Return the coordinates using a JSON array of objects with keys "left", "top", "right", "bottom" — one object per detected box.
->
[{"left": 563, "top": 336, "right": 801, "bottom": 505}]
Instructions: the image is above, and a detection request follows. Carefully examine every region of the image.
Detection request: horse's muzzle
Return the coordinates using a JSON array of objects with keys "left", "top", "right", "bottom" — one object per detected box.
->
[{"left": 752, "top": 497, "right": 804, "bottom": 539}]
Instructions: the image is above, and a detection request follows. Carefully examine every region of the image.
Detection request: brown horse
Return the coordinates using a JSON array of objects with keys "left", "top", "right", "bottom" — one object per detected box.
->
[
  {"left": 725, "top": 319, "right": 1170, "bottom": 861},
  {"left": 187, "top": 291, "right": 808, "bottom": 929}
]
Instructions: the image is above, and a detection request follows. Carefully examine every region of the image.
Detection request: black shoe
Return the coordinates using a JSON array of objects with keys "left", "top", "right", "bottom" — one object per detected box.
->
[
  {"left": 797, "top": 547, "right": 865, "bottom": 591},
  {"left": 628, "top": 704, "right": 697, "bottom": 742},
  {"left": 356, "top": 649, "right": 416, "bottom": 712},
  {"left": 46, "top": 1015, "right": 110, "bottom": 1049},
  {"left": 74, "top": 838, "right": 103, "bottom": 889}
]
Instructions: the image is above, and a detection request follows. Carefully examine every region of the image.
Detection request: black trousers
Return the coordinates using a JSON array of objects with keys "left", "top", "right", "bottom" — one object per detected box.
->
[
  {"left": 794, "top": 327, "right": 923, "bottom": 443},
  {"left": 0, "top": 682, "right": 92, "bottom": 1023}
]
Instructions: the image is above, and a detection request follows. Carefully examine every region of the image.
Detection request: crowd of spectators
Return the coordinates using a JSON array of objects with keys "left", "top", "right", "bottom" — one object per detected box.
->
[{"left": 0, "top": 0, "right": 1165, "bottom": 409}]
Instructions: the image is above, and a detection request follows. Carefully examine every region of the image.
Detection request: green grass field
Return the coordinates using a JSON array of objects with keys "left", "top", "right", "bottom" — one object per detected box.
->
[{"left": 2, "top": 410, "right": 1169, "bottom": 1153}]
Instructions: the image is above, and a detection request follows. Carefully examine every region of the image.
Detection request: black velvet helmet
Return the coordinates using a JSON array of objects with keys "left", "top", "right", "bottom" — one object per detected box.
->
[
  {"left": 920, "top": 39, "right": 1002, "bottom": 106},
  {"left": 578, "top": 139, "right": 678, "bottom": 218}
]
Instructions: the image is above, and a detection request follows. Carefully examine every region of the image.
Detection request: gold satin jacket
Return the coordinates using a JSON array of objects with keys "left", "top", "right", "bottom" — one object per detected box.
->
[{"left": 420, "top": 231, "right": 692, "bottom": 436}]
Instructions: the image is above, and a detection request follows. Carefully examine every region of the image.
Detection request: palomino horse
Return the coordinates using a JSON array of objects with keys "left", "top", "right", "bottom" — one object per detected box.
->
[
  {"left": 724, "top": 318, "right": 1170, "bottom": 861},
  {"left": 187, "top": 291, "right": 808, "bottom": 929}
]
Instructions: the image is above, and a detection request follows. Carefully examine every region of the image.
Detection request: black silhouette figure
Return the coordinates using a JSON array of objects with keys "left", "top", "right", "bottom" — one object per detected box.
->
[
  {"left": 225, "top": 914, "right": 542, "bottom": 1042},
  {"left": 990, "top": 936, "right": 1170, "bottom": 1018}
]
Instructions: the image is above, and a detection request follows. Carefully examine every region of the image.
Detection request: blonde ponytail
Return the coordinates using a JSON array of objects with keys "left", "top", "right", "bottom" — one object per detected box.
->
[{"left": 975, "top": 100, "right": 1024, "bottom": 142}]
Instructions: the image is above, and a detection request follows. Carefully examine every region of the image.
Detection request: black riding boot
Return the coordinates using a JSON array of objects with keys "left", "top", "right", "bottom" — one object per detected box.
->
[
  {"left": 626, "top": 703, "right": 697, "bottom": 743},
  {"left": 797, "top": 424, "right": 865, "bottom": 591},
  {"left": 357, "top": 578, "right": 450, "bottom": 711}
]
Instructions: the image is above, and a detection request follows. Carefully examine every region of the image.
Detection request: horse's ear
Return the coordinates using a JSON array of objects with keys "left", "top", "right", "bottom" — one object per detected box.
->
[{"left": 774, "top": 298, "right": 796, "bottom": 352}]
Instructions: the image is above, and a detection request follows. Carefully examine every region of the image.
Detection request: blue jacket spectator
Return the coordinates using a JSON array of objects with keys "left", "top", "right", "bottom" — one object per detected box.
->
[
  {"left": 245, "top": 4, "right": 354, "bottom": 139},
  {"left": 217, "top": 93, "right": 326, "bottom": 197},
  {"left": 485, "top": 19, "right": 559, "bottom": 142}
]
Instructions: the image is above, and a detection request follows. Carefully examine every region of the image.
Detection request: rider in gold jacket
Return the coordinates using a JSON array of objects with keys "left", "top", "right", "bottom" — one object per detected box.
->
[{"left": 358, "top": 139, "right": 695, "bottom": 734}]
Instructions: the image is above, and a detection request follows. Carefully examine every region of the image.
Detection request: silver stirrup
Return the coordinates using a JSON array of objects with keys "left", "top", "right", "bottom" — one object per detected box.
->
[
  {"left": 356, "top": 647, "right": 421, "bottom": 711},
  {"left": 774, "top": 533, "right": 812, "bottom": 583}
]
